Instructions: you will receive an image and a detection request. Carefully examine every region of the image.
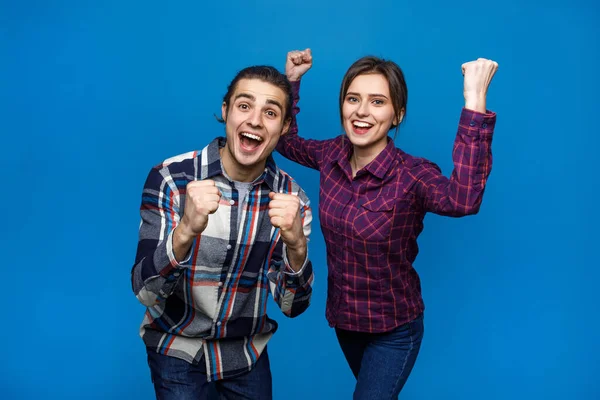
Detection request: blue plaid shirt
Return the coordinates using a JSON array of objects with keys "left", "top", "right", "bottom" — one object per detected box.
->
[{"left": 131, "top": 137, "right": 314, "bottom": 381}]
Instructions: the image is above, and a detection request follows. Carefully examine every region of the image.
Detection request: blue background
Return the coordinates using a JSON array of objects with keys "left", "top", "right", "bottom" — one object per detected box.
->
[{"left": 1, "top": 0, "right": 598, "bottom": 399}]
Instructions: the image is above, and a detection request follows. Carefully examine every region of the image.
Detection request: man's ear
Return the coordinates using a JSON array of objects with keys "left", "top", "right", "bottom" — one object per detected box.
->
[
  {"left": 221, "top": 102, "right": 228, "bottom": 122},
  {"left": 394, "top": 108, "right": 405, "bottom": 126},
  {"left": 281, "top": 118, "right": 291, "bottom": 136}
]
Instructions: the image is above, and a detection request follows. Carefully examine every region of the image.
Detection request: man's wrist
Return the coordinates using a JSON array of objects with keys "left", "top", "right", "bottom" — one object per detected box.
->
[
  {"left": 174, "top": 223, "right": 195, "bottom": 246},
  {"left": 284, "top": 237, "right": 307, "bottom": 272},
  {"left": 285, "top": 236, "right": 307, "bottom": 253}
]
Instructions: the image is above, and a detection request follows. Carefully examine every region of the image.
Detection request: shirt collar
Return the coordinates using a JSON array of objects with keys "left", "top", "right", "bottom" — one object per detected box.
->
[
  {"left": 335, "top": 135, "right": 401, "bottom": 180},
  {"left": 363, "top": 137, "right": 398, "bottom": 179}
]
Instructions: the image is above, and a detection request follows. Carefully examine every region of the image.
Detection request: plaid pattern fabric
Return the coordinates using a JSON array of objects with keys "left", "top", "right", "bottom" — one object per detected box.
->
[
  {"left": 277, "top": 80, "right": 495, "bottom": 333},
  {"left": 131, "top": 137, "right": 314, "bottom": 381}
]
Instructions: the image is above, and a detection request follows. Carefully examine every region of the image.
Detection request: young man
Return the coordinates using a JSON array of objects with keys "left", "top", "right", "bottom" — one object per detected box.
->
[{"left": 131, "top": 66, "right": 314, "bottom": 399}]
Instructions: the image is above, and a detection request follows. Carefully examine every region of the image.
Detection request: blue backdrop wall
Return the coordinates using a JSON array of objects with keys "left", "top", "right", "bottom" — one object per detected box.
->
[{"left": 1, "top": 0, "right": 598, "bottom": 399}]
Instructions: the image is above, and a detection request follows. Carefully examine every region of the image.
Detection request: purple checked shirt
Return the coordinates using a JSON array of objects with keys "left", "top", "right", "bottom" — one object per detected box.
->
[{"left": 276, "top": 80, "right": 496, "bottom": 333}]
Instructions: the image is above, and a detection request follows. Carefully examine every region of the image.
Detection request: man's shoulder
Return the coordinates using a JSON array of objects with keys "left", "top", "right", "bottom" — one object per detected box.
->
[
  {"left": 160, "top": 150, "right": 199, "bottom": 168},
  {"left": 151, "top": 150, "right": 200, "bottom": 177},
  {"left": 152, "top": 137, "right": 219, "bottom": 174},
  {"left": 142, "top": 150, "right": 202, "bottom": 191}
]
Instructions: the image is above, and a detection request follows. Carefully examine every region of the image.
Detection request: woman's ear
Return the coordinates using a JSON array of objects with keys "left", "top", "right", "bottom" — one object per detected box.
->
[{"left": 394, "top": 108, "right": 406, "bottom": 125}]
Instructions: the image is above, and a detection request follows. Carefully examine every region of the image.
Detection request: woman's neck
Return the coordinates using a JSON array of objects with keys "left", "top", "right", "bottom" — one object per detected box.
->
[{"left": 350, "top": 143, "right": 387, "bottom": 177}]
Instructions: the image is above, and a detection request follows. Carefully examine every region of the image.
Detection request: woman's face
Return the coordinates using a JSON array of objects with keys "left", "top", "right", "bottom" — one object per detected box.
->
[{"left": 342, "top": 73, "right": 401, "bottom": 156}]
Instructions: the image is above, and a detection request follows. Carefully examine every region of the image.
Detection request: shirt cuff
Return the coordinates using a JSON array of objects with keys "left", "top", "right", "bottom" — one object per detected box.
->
[
  {"left": 281, "top": 243, "right": 308, "bottom": 276},
  {"left": 459, "top": 108, "right": 496, "bottom": 138}
]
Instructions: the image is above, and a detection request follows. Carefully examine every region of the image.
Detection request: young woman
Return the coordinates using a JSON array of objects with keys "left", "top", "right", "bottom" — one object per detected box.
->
[{"left": 277, "top": 49, "right": 498, "bottom": 399}]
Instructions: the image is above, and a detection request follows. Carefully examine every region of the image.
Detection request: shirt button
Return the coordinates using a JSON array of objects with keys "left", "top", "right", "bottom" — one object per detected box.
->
[
  {"left": 218, "top": 282, "right": 223, "bottom": 287},
  {"left": 217, "top": 321, "right": 222, "bottom": 326},
  {"left": 173, "top": 271, "right": 180, "bottom": 277},
  {"left": 226, "top": 244, "right": 232, "bottom": 250},
  {"left": 229, "top": 199, "right": 235, "bottom": 205},
  {"left": 469, "top": 121, "right": 476, "bottom": 127},
  {"left": 482, "top": 123, "right": 487, "bottom": 128}
]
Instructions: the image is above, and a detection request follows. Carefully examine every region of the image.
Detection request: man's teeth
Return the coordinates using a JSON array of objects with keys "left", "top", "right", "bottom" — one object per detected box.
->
[
  {"left": 354, "top": 122, "right": 372, "bottom": 128},
  {"left": 241, "top": 132, "right": 263, "bottom": 141}
]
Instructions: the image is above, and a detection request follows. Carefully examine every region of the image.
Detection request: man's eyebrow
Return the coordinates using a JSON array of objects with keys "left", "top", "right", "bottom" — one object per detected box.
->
[
  {"left": 266, "top": 99, "right": 283, "bottom": 111},
  {"left": 234, "top": 93, "right": 256, "bottom": 102},
  {"left": 234, "top": 93, "right": 284, "bottom": 112}
]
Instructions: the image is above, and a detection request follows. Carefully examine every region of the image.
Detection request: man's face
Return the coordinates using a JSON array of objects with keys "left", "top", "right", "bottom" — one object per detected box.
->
[{"left": 220, "top": 78, "right": 290, "bottom": 181}]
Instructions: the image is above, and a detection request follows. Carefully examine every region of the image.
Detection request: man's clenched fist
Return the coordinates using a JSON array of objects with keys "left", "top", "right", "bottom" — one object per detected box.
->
[{"left": 179, "top": 180, "right": 221, "bottom": 239}]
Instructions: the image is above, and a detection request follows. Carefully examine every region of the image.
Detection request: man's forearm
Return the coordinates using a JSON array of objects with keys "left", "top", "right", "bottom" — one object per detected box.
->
[
  {"left": 172, "top": 225, "right": 195, "bottom": 262},
  {"left": 285, "top": 239, "right": 307, "bottom": 272}
]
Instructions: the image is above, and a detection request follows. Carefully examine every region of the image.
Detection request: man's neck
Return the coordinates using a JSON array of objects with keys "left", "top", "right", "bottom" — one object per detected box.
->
[{"left": 219, "top": 146, "right": 265, "bottom": 183}]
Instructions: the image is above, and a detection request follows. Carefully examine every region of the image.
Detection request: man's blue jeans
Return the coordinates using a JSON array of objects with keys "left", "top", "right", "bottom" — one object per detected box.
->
[
  {"left": 335, "top": 313, "right": 425, "bottom": 399},
  {"left": 147, "top": 348, "right": 272, "bottom": 400}
]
